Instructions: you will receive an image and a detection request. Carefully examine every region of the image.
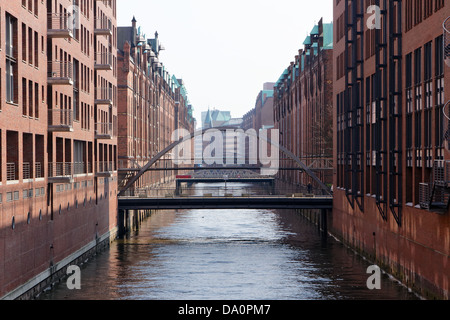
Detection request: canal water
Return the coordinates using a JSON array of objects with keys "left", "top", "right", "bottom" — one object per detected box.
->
[{"left": 38, "top": 183, "right": 419, "bottom": 300}]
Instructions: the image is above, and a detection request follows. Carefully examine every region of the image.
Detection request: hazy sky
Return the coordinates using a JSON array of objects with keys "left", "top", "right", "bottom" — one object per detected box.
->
[{"left": 117, "top": 0, "right": 333, "bottom": 126}]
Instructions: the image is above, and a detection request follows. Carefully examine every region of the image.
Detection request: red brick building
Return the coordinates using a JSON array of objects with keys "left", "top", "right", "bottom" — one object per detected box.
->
[
  {"left": 333, "top": 0, "right": 449, "bottom": 299},
  {"left": 243, "top": 83, "right": 275, "bottom": 133},
  {"left": 117, "top": 18, "right": 195, "bottom": 195},
  {"left": 0, "top": 0, "right": 119, "bottom": 299},
  {"left": 274, "top": 18, "right": 334, "bottom": 189}
]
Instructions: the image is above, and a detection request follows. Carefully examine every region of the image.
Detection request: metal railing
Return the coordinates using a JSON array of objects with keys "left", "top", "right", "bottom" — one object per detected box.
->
[
  {"left": 94, "top": 52, "right": 112, "bottom": 66},
  {"left": 94, "top": 17, "right": 112, "bottom": 32},
  {"left": 35, "top": 162, "right": 43, "bottom": 179},
  {"left": 87, "top": 162, "right": 93, "bottom": 174},
  {"left": 48, "top": 108, "right": 74, "bottom": 128},
  {"left": 6, "top": 163, "right": 16, "bottom": 181},
  {"left": 73, "top": 162, "right": 85, "bottom": 175},
  {"left": 48, "top": 61, "right": 73, "bottom": 80},
  {"left": 47, "top": 12, "right": 73, "bottom": 33},
  {"left": 48, "top": 162, "right": 77, "bottom": 178},
  {"left": 443, "top": 101, "right": 450, "bottom": 149},
  {"left": 95, "top": 87, "right": 113, "bottom": 102},
  {"left": 120, "top": 185, "right": 326, "bottom": 199},
  {"left": 419, "top": 183, "right": 431, "bottom": 209},
  {"left": 23, "top": 162, "right": 31, "bottom": 180},
  {"left": 433, "top": 160, "right": 450, "bottom": 187},
  {"left": 98, "top": 161, "right": 114, "bottom": 173},
  {"left": 95, "top": 122, "right": 114, "bottom": 137}
]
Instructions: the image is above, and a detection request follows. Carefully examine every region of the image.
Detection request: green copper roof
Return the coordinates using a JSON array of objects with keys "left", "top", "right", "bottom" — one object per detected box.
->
[
  {"left": 275, "top": 68, "right": 289, "bottom": 87},
  {"left": 310, "top": 24, "right": 319, "bottom": 35},
  {"left": 303, "top": 35, "right": 311, "bottom": 46},
  {"left": 322, "top": 23, "right": 333, "bottom": 49}
]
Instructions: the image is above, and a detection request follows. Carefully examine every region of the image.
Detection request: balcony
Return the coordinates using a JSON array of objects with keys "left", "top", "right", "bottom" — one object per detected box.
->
[
  {"left": 48, "top": 109, "right": 74, "bottom": 132},
  {"left": 96, "top": 161, "right": 114, "bottom": 178},
  {"left": 6, "top": 163, "right": 17, "bottom": 182},
  {"left": 23, "top": 162, "right": 43, "bottom": 180},
  {"left": 48, "top": 61, "right": 73, "bottom": 85},
  {"left": 420, "top": 160, "right": 450, "bottom": 211},
  {"left": 94, "top": 17, "right": 112, "bottom": 36},
  {"left": 95, "top": 87, "right": 113, "bottom": 105},
  {"left": 95, "top": 122, "right": 114, "bottom": 140},
  {"left": 433, "top": 160, "right": 450, "bottom": 188},
  {"left": 35, "top": 162, "right": 43, "bottom": 179},
  {"left": 419, "top": 183, "right": 432, "bottom": 210},
  {"left": 95, "top": 52, "right": 113, "bottom": 71},
  {"left": 47, "top": 13, "right": 73, "bottom": 38},
  {"left": 23, "top": 163, "right": 32, "bottom": 180},
  {"left": 48, "top": 162, "right": 76, "bottom": 184}
]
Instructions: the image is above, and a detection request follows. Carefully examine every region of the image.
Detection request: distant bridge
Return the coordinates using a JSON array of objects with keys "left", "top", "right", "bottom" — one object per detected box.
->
[{"left": 118, "top": 194, "right": 333, "bottom": 211}]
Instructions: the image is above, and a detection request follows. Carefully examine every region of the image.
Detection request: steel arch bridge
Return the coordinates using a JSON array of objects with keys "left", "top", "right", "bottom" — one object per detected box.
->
[{"left": 118, "top": 126, "right": 332, "bottom": 197}]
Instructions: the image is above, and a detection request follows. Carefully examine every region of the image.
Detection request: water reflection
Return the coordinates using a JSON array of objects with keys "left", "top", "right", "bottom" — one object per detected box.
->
[{"left": 38, "top": 184, "right": 419, "bottom": 300}]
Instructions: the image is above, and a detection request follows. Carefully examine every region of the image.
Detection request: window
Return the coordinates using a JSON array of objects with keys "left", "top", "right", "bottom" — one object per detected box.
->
[
  {"left": 34, "top": 31, "right": 38, "bottom": 67},
  {"left": 424, "top": 0, "right": 433, "bottom": 19},
  {"left": 29, "top": 80, "right": 33, "bottom": 117},
  {"left": 435, "top": 35, "right": 444, "bottom": 77},
  {"left": 22, "top": 23, "right": 26, "bottom": 61},
  {"left": 406, "top": 53, "right": 413, "bottom": 160},
  {"left": 424, "top": 42, "right": 432, "bottom": 82},
  {"left": 35, "top": 82, "right": 39, "bottom": 118},
  {"left": 6, "top": 13, "right": 18, "bottom": 104},
  {"left": 414, "top": 0, "right": 423, "bottom": 26},
  {"left": 405, "top": 0, "right": 413, "bottom": 31},
  {"left": 435, "top": 0, "right": 444, "bottom": 11},
  {"left": 414, "top": 48, "right": 422, "bottom": 86},
  {"left": 22, "top": 78, "right": 27, "bottom": 115},
  {"left": 435, "top": 35, "right": 445, "bottom": 148},
  {"left": 28, "top": 27, "right": 32, "bottom": 64}
]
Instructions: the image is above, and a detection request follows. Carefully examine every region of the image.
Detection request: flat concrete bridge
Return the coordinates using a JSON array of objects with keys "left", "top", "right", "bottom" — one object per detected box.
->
[
  {"left": 117, "top": 194, "right": 333, "bottom": 237},
  {"left": 118, "top": 194, "right": 333, "bottom": 210}
]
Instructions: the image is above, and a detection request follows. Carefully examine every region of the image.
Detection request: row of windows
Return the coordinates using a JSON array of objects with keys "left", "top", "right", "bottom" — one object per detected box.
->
[
  {"left": 21, "top": 22, "right": 41, "bottom": 67},
  {"left": 4, "top": 187, "right": 116, "bottom": 231},
  {"left": 405, "top": 0, "right": 445, "bottom": 32},
  {"left": 21, "top": 78, "right": 42, "bottom": 118},
  {"left": 0, "top": 187, "right": 45, "bottom": 204},
  {"left": 21, "top": 0, "right": 40, "bottom": 17}
]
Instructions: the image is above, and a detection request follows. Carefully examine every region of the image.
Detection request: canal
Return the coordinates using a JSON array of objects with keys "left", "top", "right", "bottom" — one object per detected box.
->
[{"left": 38, "top": 183, "right": 419, "bottom": 300}]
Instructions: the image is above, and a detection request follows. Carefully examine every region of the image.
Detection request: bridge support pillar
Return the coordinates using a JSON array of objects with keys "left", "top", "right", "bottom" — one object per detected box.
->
[
  {"left": 175, "top": 180, "right": 181, "bottom": 196},
  {"left": 320, "top": 209, "right": 328, "bottom": 235},
  {"left": 118, "top": 209, "right": 126, "bottom": 238}
]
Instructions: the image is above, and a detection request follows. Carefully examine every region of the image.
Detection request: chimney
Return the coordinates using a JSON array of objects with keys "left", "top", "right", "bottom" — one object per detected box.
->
[{"left": 132, "top": 16, "right": 137, "bottom": 46}]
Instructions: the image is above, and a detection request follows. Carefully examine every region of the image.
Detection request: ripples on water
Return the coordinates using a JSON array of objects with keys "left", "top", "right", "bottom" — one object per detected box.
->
[{"left": 39, "top": 184, "right": 419, "bottom": 301}]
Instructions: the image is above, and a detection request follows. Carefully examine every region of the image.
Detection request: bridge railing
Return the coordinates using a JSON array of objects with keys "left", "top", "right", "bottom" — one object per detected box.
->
[{"left": 119, "top": 185, "right": 330, "bottom": 199}]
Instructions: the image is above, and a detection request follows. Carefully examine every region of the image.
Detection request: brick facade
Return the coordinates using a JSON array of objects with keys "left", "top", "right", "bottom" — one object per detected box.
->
[
  {"left": 0, "top": 0, "right": 119, "bottom": 299},
  {"left": 117, "top": 18, "right": 195, "bottom": 194},
  {"left": 273, "top": 19, "right": 334, "bottom": 189},
  {"left": 333, "top": 0, "right": 449, "bottom": 299}
]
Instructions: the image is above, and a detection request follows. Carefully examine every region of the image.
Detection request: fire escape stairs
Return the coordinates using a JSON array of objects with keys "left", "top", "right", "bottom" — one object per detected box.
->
[
  {"left": 418, "top": 17, "right": 450, "bottom": 214},
  {"left": 420, "top": 160, "right": 450, "bottom": 213}
]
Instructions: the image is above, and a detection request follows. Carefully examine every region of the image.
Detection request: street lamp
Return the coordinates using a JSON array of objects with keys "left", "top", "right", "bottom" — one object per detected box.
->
[{"left": 223, "top": 174, "right": 229, "bottom": 194}]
